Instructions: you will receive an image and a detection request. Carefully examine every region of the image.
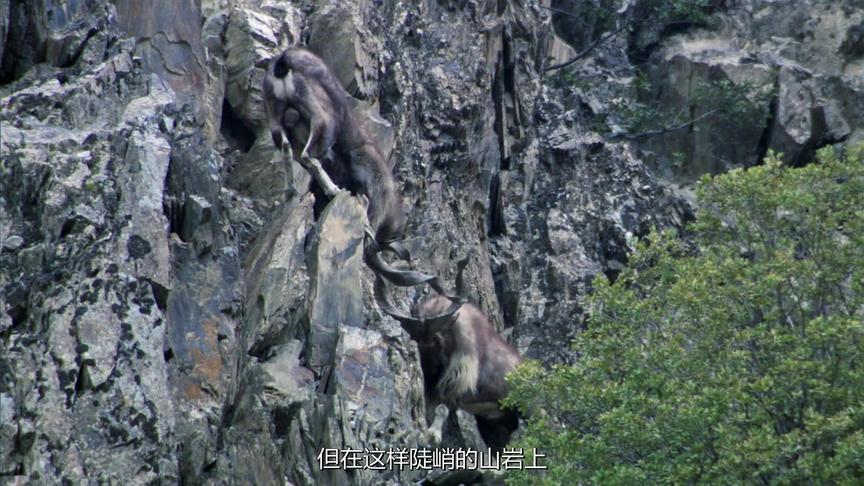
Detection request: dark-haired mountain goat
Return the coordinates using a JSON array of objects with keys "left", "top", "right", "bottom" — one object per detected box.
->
[{"left": 413, "top": 296, "right": 523, "bottom": 448}]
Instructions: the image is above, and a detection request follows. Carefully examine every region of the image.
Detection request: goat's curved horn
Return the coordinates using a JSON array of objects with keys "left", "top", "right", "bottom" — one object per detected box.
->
[
  {"left": 365, "top": 251, "right": 465, "bottom": 303},
  {"left": 364, "top": 228, "right": 412, "bottom": 261},
  {"left": 374, "top": 273, "right": 466, "bottom": 339},
  {"left": 384, "top": 241, "right": 412, "bottom": 261},
  {"left": 422, "top": 256, "right": 469, "bottom": 334},
  {"left": 373, "top": 273, "right": 424, "bottom": 327},
  {"left": 373, "top": 272, "right": 463, "bottom": 341},
  {"left": 453, "top": 256, "right": 469, "bottom": 297},
  {"left": 366, "top": 250, "right": 436, "bottom": 285}
]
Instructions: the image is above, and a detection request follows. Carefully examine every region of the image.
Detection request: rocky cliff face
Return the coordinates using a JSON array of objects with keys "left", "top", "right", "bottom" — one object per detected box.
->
[
  {"left": 0, "top": 0, "right": 859, "bottom": 484},
  {"left": 629, "top": 0, "right": 864, "bottom": 180}
]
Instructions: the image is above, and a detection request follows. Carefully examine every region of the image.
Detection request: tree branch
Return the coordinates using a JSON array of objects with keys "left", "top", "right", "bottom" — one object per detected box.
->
[
  {"left": 610, "top": 108, "right": 722, "bottom": 140},
  {"left": 545, "top": 23, "right": 629, "bottom": 72},
  {"left": 539, "top": 5, "right": 582, "bottom": 19}
]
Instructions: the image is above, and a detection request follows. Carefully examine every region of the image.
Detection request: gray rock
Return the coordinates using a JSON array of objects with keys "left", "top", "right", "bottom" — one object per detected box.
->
[
  {"left": 0, "top": 1, "right": 9, "bottom": 69},
  {"left": 630, "top": 0, "right": 864, "bottom": 179},
  {"left": 640, "top": 34, "right": 774, "bottom": 179},
  {"left": 308, "top": 4, "right": 377, "bottom": 98},
  {"left": 304, "top": 192, "right": 366, "bottom": 369},
  {"left": 243, "top": 195, "right": 314, "bottom": 357},
  {"left": 261, "top": 341, "right": 314, "bottom": 402},
  {"left": 2, "top": 235, "right": 23, "bottom": 251},
  {"left": 225, "top": 133, "right": 295, "bottom": 204},
  {"left": 3, "top": 0, "right": 859, "bottom": 483},
  {"left": 0, "top": 0, "right": 117, "bottom": 83},
  {"left": 223, "top": 7, "right": 283, "bottom": 129},
  {"left": 114, "top": 0, "right": 208, "bottom": 119}
]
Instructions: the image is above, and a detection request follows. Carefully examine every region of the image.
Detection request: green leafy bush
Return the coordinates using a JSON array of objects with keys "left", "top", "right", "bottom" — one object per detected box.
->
[{"left": 505, "top": 147, "right": 864, "bottom": 485}]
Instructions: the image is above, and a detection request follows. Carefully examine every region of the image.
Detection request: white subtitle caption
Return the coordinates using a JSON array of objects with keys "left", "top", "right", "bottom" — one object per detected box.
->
[{"left": 315, "top": 447, "right": 546, "bottom": 471}]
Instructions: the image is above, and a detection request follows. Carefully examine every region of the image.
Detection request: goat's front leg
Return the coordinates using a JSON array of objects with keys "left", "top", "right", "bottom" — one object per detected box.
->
[
  {"left": 277, "top": 128, "right": 341, "bottom": 198},
  {"left": 298, "top": 155, "right": 342, "bottom": 198},
  {"left": 426, "top": 403, "right": 449, "bottom": 444}
]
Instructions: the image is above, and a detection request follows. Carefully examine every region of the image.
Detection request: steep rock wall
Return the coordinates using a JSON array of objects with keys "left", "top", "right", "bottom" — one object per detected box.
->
[{"left": 3, "top": 0, "right": 858, "bottom": 484}]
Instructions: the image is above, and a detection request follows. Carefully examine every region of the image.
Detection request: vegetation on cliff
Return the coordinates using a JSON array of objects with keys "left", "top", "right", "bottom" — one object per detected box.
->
[{"left": 507, "top": 147, "right": 864, "bottom": 484}]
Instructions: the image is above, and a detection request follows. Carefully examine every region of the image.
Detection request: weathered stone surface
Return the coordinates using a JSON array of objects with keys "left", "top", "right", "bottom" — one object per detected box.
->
[
  {"left": 640, "top": 35, "right": 774, "bottom": 178},
  {"left": 628, "top": 0, "right": 864, "bottom": 179},
  {"left": 332, "top": 326, "right": 421, "bottom": 426},
  {"left": 3, "top": 0, "right": 861, "bottom": 483},
  {"left": 767, "top": 63, "right": 851, "bottom": 165},
  {"left": 308, "top": 3, "right": 378, "bottom": 98},
  {"left": 261, "top": 340, "right": 314, "bottom": 402},
  {"left": 1, "top": 45, "right": 180, "bottom": 481},
  {"left": 304, "top": 192, "right": 366, "bottom": 369},
  {"left": 0, "top": 0, "right": 9, "bottom": 69},
  {"left": 223, "top": 7, "right": 283, "bottom": 130},
  {"left": 243, "top": 194, "right": 314, "bottom": 357},
  {"left": 0, "top": 0, "right": 117, "bottom": 83},
  {"left": 113, "top": 0, "right": 207, "bottom": 118},
  {"left": 547, "top": 33, "right": 578, "bottom": 66},
  {"left": 162, "top": 102, "right": 243, "bottom": 417}
]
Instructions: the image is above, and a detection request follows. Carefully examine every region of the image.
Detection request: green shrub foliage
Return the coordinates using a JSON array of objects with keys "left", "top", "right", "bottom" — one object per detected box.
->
[{"left": 505, "top": 147, "right": 864, "bottom": 485}]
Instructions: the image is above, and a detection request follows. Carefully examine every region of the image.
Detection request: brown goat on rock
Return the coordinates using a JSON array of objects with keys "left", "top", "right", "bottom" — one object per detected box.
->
[
  {"left": 414, "top": 296, "right": 524, "bottom": 448},
  {"left": 375, "top": 265, "right": 524, "bottom": 449},
  {"left": 262, "top": 47, "right": 405, "bottom": 246}
]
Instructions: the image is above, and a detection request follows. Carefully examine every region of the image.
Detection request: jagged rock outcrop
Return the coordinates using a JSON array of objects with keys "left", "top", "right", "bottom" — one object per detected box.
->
[
  {"left": 626, "top": 0, "right": 864, "bottom": 180},
  {"left": 2, "top": 0, "right": 860, "bottom": 484}
]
